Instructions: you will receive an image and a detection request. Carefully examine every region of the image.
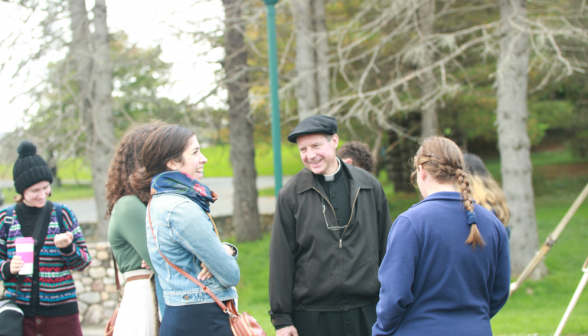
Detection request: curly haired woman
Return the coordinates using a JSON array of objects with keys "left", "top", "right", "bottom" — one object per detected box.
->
[
  {"left": 105, "top": 122, "right": 164, "bottom": 336},
  {"left": 373, "top": 137, "right": 510, "bottom": 336}
]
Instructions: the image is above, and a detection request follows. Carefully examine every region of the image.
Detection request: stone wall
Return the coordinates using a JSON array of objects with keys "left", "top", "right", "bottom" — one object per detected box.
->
[{"left": 74, "top": 242, "right": 123, "bottom": 326}]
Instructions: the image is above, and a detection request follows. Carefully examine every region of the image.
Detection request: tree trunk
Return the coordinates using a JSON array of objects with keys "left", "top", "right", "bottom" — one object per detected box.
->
[
  {"left": 222, "top": 0, "right": 261, "bottom": 242},
  {"left": 68, "top": 0, "right": 92, "bottom": 102},
  {"left": 294, "top": 0, "right": 317, "bottom": 120},
  {"left": 497, "top": 0, "right": 545, "bottom": 279},
  {"left": 293, "top": 0, "right": 330, "bottom": 120},
  {"left": 91, "top": 0, "right": 115, "bottom": 241},
  {"left": 312, "top": 0, "right": 329, "bottom": 112},
  {"left": 419, "top": 0, "right": 438, "bottom": 138}
]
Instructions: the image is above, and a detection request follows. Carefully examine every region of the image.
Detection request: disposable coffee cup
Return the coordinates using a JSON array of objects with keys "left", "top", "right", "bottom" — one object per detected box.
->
[{"left": 15, "top": 237, "right": 34, "bottom": 275}]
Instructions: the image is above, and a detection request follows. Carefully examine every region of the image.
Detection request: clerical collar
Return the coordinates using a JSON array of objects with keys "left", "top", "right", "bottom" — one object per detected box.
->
[{"left": 323, "top": 158, "right": 341, "bottom": 182}]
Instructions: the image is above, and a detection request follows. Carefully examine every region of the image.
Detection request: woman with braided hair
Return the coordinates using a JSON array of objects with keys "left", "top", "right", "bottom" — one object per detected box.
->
[{"left": 373, "top": 137, "right": 510, "bottom": 336}]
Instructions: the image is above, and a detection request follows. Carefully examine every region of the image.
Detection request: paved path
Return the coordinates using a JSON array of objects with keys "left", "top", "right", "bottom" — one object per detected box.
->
[{"left": 1, "top": 176, "right": 292, "bottom": 222}]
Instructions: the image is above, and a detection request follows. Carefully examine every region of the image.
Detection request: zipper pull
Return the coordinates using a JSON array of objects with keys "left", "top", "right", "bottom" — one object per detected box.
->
[{"left": 339, "top": 239, "right": 342, "bottom": 248}]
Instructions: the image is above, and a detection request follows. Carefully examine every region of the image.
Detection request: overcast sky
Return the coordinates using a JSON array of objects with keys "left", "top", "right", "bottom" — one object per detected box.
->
[{"left": 0, "top": 0, "right": 225, "bottom": 133}]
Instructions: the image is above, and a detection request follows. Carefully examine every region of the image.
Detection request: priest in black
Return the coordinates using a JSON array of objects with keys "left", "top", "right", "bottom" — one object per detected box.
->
[{"left": 269, "top": 115, "right": 393, "bottom": 336}]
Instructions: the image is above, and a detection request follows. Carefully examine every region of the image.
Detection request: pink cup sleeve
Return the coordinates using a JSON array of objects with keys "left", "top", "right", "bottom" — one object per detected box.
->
[{"left": 17, "top": 251, "right": 34, "bottom": 263}]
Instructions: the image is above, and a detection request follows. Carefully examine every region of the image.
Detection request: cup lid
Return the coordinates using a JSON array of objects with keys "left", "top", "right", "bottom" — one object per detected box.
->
[{"left": 15, "top": 237, "right": 35, "bottom": 244}]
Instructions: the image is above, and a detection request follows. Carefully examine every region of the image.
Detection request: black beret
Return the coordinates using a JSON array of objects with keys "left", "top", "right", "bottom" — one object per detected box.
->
[{"left": 287, "top": 115, "right": 338, "bottom": 143}]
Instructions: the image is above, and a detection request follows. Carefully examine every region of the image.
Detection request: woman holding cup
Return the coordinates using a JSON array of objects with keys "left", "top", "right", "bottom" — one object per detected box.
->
[{"left": 0, "top": 141, "right": 91, "bottom": 336}]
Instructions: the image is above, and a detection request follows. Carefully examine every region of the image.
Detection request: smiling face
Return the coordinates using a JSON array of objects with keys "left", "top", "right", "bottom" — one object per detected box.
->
[
  {"left": 297, "top": 133, "right": 339, "bottom": 176},
  {"left": 22, "top": 181, "right": 51, "bottom": 208},
  {"left": 167, "top": 135, "right": 208, "bottom": 181}
]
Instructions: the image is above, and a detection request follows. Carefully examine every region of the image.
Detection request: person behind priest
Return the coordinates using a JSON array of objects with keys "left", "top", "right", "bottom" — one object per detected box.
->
[
  {"left": 336, "top": 141, "right": 375, "bottom": 173},
  {"left": 269, "top": 115, "right": 393, "bottom": 336}
]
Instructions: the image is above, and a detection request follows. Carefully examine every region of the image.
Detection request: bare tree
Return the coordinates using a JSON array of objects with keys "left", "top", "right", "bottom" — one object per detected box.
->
[
  {"left": 418, "top": 0, "right": 438, "bottom": 137},
  {"left": 90, "top": 0, "right": 115, "bottom": 240},
  {"left": 292, "top": 0, "right": 330, "bottom": 119},
  {"left": 496, "top": 0, "right": 543, "bottom": 278},
  {"left": 222, "top": 0, "right": 262, "bottom": 242}
]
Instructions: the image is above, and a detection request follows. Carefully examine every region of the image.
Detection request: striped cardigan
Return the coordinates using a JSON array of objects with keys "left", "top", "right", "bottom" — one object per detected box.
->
[{"left": 0, "top": 204, "right": 91, "bottom": 307}]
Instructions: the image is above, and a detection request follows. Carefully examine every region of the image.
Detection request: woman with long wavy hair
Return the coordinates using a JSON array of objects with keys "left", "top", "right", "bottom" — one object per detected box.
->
[{"left": 105, "top": 122, "right": 164, "bottom": 336}]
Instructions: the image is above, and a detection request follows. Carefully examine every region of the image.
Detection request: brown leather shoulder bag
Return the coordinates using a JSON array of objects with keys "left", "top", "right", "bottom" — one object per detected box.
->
[{"left": 147, "top": 202, "right": 266, "bottom": 336}]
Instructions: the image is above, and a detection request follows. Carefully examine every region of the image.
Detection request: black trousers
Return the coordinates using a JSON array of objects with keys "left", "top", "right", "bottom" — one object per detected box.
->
[
  {"left": 160, "top": 302, "right": 233, "bottom": 336},
  {"left": 292, "top": 303, "right": 377, "bottom": 336}
]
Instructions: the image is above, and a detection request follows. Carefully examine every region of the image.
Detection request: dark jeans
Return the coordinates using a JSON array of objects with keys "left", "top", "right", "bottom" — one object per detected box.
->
[{"left": 160, "top": 302, "right": 233, "bottom": 336}]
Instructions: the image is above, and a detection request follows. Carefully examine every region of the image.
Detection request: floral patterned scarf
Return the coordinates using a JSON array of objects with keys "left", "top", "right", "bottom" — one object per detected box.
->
[{"left": 150, "top": 171, "right": 218, "bottom": 213}]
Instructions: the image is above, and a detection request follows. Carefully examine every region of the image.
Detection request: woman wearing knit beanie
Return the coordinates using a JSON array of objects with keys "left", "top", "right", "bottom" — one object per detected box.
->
[{"left": 0, "top": 140, "right": 91, "bottom": 336}]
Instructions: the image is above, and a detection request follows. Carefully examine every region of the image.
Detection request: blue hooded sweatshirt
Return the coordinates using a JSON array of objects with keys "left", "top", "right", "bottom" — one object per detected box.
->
[{"left": 373, "top": 192, "right": 510, "bottom": 336}]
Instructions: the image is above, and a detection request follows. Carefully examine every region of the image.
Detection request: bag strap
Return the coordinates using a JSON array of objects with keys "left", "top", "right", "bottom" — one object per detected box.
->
[
  {"left": 147, "top": 201, "right": 233, "bottom": 316},
  {"left": 3, "top": 205, "right": 16, "bottom": 226},
  {"left": 111, "top": 253, "right": 122, "bottom": 303},
  {"left": 3, "top": 204, "right": 49, "bottom": 302},
  {"left": 206, "top": 213, "right": 220, "bottom": 238},
  {"left": 9, "top": 275, "right": 25, "bottom": 303},
  {"left": 53, "top": 202, "right": 65, "bottom": 234}
]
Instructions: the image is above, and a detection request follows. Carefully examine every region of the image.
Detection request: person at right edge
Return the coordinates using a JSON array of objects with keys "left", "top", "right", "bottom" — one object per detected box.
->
[
  {"left": 269, "top": 115, "right": 393, "bottom": 336},
  {"left": 373, "top": 137, "right": 510, "bottom": 336}
]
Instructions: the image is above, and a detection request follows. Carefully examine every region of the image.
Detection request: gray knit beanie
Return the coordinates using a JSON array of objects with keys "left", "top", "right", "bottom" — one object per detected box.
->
[{"left": 13, "top": 140, "right": 54, "bottom": 194}]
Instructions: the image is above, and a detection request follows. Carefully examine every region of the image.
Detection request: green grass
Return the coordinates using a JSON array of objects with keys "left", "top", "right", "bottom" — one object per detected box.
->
[
  {"left": 0, "top": 143, "right": 305, "bottom": 180},
  {"left": 491, "top": 194, "right": 588, "bottom": 335},
  {"left": 1, "top": 184, "right": 95, "bottom": 203},
  {"left": 224, "top": 234, "right": 274, "bottom": 334},
  {"left": 258, "top": 187, "right": 275, "bottom": 197},
  {"left": 481, "top": 148, "right": 588, "bottom": 183}
]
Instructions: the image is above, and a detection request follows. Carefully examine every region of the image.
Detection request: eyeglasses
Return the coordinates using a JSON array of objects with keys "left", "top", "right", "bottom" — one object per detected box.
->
[{"left": 321, "top": 198, "right": 348, "bottom": 231}]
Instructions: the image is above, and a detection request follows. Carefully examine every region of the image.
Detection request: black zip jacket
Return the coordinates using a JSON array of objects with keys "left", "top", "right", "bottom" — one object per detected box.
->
[{"left": 269, "top": 161, "right": 393, "bottom": 327}]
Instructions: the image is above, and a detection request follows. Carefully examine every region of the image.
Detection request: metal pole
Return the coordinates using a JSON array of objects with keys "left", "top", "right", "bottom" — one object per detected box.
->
[
  {"left": 263, "top": 0, "right": 283, "bottom": 197},
  {"left": 510, "top": 182, "right": 588, "bottom": 296},
  {"left": 554, "top": 257, "right": 588, "bottom": 336}
]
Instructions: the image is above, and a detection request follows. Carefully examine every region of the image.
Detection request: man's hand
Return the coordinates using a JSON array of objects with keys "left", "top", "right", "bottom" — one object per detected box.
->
[
  {"left": 277, "top": 326, "right": 298, "bottom": 336},
  {"left": 141, "top": 260, "right": 150, "bottom": 270},
  {"left": 54, "top": 231, "right": 74, "bottom": 249},
  {"left": 10, "top": 255, "right": 24, "bottom": 274}
]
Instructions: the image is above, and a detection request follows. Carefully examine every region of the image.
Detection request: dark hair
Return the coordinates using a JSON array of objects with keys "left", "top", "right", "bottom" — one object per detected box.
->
[
  {"left": 337, "top": 141, "right": 375, "bottom": 173},
  {"left": 463, "top": 153, "right": 510, "bottom": 226},
  {"left": 105, "top": 122, "right": 165, "bottom": 217},
  {"left": 130, "top": 125, "right": 195, "bottom": 195},
  {"left": 411, "top": 136, "right": 485, "bottom": 249},
  {"left": 463, "top": 153, "right": 490, "bottom": 178}
]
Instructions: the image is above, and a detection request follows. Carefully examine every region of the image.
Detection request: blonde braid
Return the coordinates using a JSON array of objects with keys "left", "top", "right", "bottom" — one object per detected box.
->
[{"left": 457, "top": 168, "right": 485, "bottom": 249}]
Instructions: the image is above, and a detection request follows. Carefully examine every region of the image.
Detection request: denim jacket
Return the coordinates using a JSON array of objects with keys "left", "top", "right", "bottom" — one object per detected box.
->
[{"left": 146, "top": 193, "right": 240, "bottom": 306}]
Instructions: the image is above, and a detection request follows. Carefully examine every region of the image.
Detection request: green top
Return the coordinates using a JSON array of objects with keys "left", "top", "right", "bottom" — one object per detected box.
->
[{"left": 107, "top": 195, "right": 154, "bottom": 273}]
